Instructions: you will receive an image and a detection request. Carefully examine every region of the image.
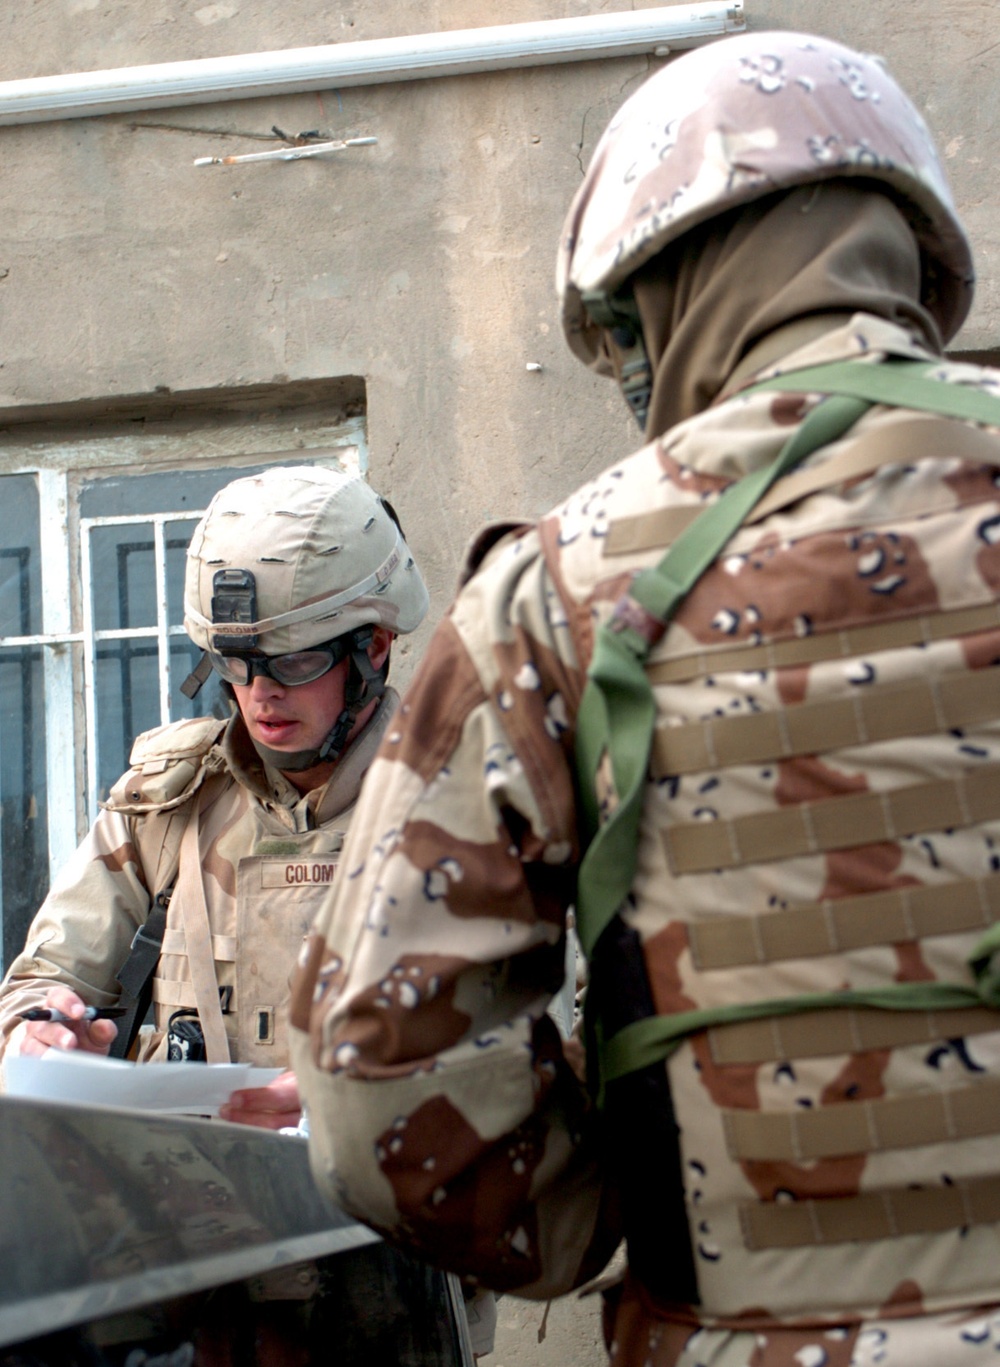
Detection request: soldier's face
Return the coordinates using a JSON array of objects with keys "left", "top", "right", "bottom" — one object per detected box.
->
[
  {"left": 230, "top": 627, "right": 393, "bottom": 771},
  {"left": 232, "top": 659, "right": 352, "bottom": 757}
]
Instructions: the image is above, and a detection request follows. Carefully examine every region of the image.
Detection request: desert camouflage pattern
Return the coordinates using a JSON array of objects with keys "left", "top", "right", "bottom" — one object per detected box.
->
[
  {"left": 292, "top": 316, "right": 1000, "bottom": 1362},
  {"left": 0, "top": 693, "right": 398, "bottom": 1071},
  {"left": 184, "top": 465, "right": 429, "bottom": 656},
  {"left": 557, "top": 31, "right": 974, "bottom": 367}
]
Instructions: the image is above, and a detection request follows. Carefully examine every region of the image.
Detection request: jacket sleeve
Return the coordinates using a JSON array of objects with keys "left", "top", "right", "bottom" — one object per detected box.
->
[
  {"left": 0, "top": 807, "right": 151, "bottom": 1060},
  {"left": 291, "top": 530, "right": 621, "bottom": 1299}
]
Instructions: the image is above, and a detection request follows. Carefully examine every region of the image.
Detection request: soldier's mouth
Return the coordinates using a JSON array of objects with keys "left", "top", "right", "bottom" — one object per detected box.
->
[{"left": 256, "top": 716, "right": 299, "bottom": 739}]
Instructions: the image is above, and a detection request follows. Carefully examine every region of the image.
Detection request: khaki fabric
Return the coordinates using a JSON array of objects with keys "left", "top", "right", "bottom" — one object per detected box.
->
[
  {"left": 291, "top": 316, "right": 1000, "bottom": 1357},
  {"left": 0, "top": 694, "right": 399, "bottom": 1069}
]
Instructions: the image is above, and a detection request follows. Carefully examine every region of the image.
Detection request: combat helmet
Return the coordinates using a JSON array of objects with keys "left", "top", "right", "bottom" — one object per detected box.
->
[
  {"left": 557, "top": 30, "right": 974, "bottom": 426},
  {"left": 183, "top": 464, "right": 429, "bottom": 769}
]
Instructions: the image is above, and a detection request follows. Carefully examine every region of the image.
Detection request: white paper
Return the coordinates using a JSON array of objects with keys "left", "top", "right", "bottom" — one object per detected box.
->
[{"left": 3, "top": 1048, "right": 284, "bottom": 1117}]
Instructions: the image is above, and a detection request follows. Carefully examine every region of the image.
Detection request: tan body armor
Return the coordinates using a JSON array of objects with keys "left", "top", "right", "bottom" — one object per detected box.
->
[
  {"left": 110, "top": 706, "right": 393, "bottom": 1068},
  {"left": 0, "top": 699, "right": 395, "bottom": 1072}
]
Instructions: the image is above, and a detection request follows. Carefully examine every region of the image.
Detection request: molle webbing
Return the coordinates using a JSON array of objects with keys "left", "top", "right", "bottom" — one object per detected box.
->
[
  {"left": 604, "top": 413, "right": 1000, "bottom": 557},
  {"left": 707, "top": 1005, "right": 1000, "bottom": 1067},
  {"left": 575, "top": 359, "right": 1000, "bottom": 1101},
  {"left": 664, "top": 763, "right": 1000, "bottom": 876},
  {"left": 160, "top": 927, "right": 237, "bottom": 962},
  {"left": 600, "top": 921, "right": 1000, "bottom": 1082},
  {"left": 741, "top": 1175, "right": 1000, "bottom": 1251},
  {"left": 690, "top": 871, "right": 1000, "bottom": 971},
  {"left": 723, "top": 1077, "right": 1000, "bottom": 1162},
  {"left": 575, "top": 389, "right": 872, "bottom": 967},
  {"left": 648, "top": 600, "right": 1000, "bottom": 687},
  {"left": 152, "top": 930, "right": 237, "bottom": 1011},
  {"left": 653, "top": 663, "right": 1000, "bottom": 778}
]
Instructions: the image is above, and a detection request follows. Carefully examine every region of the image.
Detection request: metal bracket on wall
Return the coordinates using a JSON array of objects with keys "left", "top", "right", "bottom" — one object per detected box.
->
[{"left": 194, "top": 134, "right": 377, "bottom": 167}]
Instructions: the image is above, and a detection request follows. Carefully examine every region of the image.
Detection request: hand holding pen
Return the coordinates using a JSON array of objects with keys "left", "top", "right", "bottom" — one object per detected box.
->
[
  {"left": 20, "top": 1006, "right": 125, "bottom": 1023},
  {"left": 10, "top": 989, "right": 121, "bottom": 1059}
]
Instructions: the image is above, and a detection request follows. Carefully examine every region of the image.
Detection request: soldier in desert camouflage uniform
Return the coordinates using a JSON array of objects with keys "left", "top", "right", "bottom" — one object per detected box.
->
[
  {"left": 290, "top": 30, "right": 1000, "bottom": 1367},
  {"left": 0, "top": 465, "right": 493, "bottom": 1366},
  {"left": 0, "top": 463, "right": 429, "bottom": 1122}
]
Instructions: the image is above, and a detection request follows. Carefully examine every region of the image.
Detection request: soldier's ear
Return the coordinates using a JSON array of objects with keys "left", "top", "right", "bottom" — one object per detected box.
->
[{"left": 367, "top": 627, "right": 394, "bottom": 671}]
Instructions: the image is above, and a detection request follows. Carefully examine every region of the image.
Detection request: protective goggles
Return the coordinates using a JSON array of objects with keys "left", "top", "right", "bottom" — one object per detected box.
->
[{"left": 207, "top": 637, "right": 354, "bottom": 688}]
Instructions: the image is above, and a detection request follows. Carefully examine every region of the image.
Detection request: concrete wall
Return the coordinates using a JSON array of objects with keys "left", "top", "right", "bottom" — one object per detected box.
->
[
  {"left": 0, "top": 2, "right": 996, "bottom": 663},
  {"left": 0, "top": 4, "right": 996, "bottom": 1363}
]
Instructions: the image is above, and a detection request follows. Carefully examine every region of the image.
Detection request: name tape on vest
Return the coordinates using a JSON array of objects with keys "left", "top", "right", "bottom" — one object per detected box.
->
[{"left": 260, "top": 860, "right": 339, "bottom": 889}]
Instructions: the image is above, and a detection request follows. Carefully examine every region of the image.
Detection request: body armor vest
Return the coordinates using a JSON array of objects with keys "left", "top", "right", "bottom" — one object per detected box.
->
[
  {"left": 574, "top": 362, "right": 1000, "bottom": 1323},
  {"left": 107, "top": 716, "right": 353, "bottom": 1068}
]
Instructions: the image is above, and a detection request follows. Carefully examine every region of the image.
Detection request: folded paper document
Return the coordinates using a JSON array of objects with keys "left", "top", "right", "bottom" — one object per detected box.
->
[{"left": 4, "top": 1048, "right": 283, "bottom": 1117}]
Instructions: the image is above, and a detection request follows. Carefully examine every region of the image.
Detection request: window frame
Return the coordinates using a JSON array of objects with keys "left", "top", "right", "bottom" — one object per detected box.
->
[{"left": 0, "top": 408, "right": 366, "bottom": 895}]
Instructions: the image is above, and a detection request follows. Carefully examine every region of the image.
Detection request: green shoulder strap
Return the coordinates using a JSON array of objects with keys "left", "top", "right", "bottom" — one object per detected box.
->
[{"left": 572, "top": 358, "right": 1000, "bottom": 1098}]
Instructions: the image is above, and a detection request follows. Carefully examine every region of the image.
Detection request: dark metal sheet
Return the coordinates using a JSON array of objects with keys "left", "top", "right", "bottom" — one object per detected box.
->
[{"left": 0, "top": 1094, "right": 380, "bottom": 1349}]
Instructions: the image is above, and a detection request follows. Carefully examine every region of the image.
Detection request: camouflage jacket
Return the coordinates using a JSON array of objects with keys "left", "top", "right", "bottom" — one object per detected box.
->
[
  {"left": 292, "top": 318, "right": 1000, "bottom": 1344},
  {"left": 0, "top": 692, "right": 398, "bottom": 1070}
]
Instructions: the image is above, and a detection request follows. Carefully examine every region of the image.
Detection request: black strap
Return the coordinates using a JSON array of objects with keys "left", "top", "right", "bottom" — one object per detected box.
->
[
  {"left": 179, "top": 650, "right": 214, "bottom": 700},
  {"left": 108, "top": 889, "right": 171, "bottom": 1059}
]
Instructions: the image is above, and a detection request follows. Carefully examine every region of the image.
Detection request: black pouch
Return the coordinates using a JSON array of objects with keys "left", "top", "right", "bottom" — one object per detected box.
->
[
  {"left": 587, "top": 915, "right": 700, "bottom": 1308},
  {"left": 166, "top": 1009, "right": 206, "bottom": 1062}
]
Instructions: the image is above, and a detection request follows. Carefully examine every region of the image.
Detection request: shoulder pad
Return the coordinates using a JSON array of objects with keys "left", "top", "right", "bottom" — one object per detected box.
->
[
  {"left": 104, "top": 716, "right": 228, "bottom": 814},
  {"left": 458, "top": 519, "right": 534, "bottom": 588}
]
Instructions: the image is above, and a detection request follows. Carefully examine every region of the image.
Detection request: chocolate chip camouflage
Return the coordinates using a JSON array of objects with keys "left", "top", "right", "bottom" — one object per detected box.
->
[{"left": 291, "top": 32, "right": 1000, "bottom": 1367}]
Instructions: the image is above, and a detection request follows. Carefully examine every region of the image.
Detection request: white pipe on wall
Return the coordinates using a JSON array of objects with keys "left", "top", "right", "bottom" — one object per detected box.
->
[{"left": 0, "top": 3, "right": 745, "bottom": 126}]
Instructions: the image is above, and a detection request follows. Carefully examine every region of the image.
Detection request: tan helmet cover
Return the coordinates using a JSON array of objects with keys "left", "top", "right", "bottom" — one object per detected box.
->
[
  {"left": 557, "top": 30, "right": 974, "bottom": 363},
  {"left": 183, "top": 465, "right": 429, "bottom": 655}
]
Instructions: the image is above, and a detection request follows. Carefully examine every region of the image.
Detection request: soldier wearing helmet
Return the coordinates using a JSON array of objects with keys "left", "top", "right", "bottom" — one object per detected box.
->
[
  {"left": 0, "top": 464, "right": 428, "bottom": 1114},
  {"left": 291, "top": 31, "right": 1000, "bottom": 1367},
  {"left": 0, "top": 465, "right": 464, "bottom": 1362}
]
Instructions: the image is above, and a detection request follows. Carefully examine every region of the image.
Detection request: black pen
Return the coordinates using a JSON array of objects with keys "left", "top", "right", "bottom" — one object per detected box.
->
[{"left": 19, "top": 1006, "right": 127, "bottom": 1023}]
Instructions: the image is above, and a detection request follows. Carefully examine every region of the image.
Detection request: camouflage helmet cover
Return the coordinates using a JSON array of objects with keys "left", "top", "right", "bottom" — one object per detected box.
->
[
  {"left": 184, "top": 465, "right": 429, "bottom": 655},
  {"left": 557, "top": 30, "right": 975, "bottom": 363}
]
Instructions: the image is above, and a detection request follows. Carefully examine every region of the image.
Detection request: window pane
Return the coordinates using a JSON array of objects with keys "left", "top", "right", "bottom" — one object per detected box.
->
[
  {"left": 0, "top": 646, "right": 50, "bottom": 971},
  {"left": 94, "top": 643, "right": 161, "bottom": 799},
  {"left": 167, "top": 519, "right": 201, "bottom": 625},
  {"left": 79, "top": 462, "right": 280, "bottom": 520},
  {"left": 0, "top": 475, "right": 42, "bottom": 636},
  {"left": 0, "top": 476, "right": 50, "bottom": 971},
  {"left": 90, "top": 525, "right": 159, "bottom": 632}
]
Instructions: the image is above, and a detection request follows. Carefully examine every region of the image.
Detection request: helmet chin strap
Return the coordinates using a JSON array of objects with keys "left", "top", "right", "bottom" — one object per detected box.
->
[{"left": 250, "top": 635, "right": 388, "bottom": 775}]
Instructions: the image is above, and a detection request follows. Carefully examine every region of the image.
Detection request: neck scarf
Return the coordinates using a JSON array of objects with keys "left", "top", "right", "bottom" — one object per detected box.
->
[{"left": 626, "top": 182, "right": 942, "bottom": 440}]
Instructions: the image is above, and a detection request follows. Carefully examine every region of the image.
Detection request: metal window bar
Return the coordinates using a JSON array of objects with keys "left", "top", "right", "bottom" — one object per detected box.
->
[
  {"left": 0, "top": 471, "right": 78, "bottom": 883},
  {"left": 39, "top": 469, "right": 77, "bottom": 878},
  {"left": 80, "top": 509, "right": 205, "bottom": 823}
]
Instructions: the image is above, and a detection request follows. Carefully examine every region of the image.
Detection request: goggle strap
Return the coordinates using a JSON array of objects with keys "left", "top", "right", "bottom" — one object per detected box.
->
[{"left": 180, "top": 651, "right": 214, "bottom": 700}]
